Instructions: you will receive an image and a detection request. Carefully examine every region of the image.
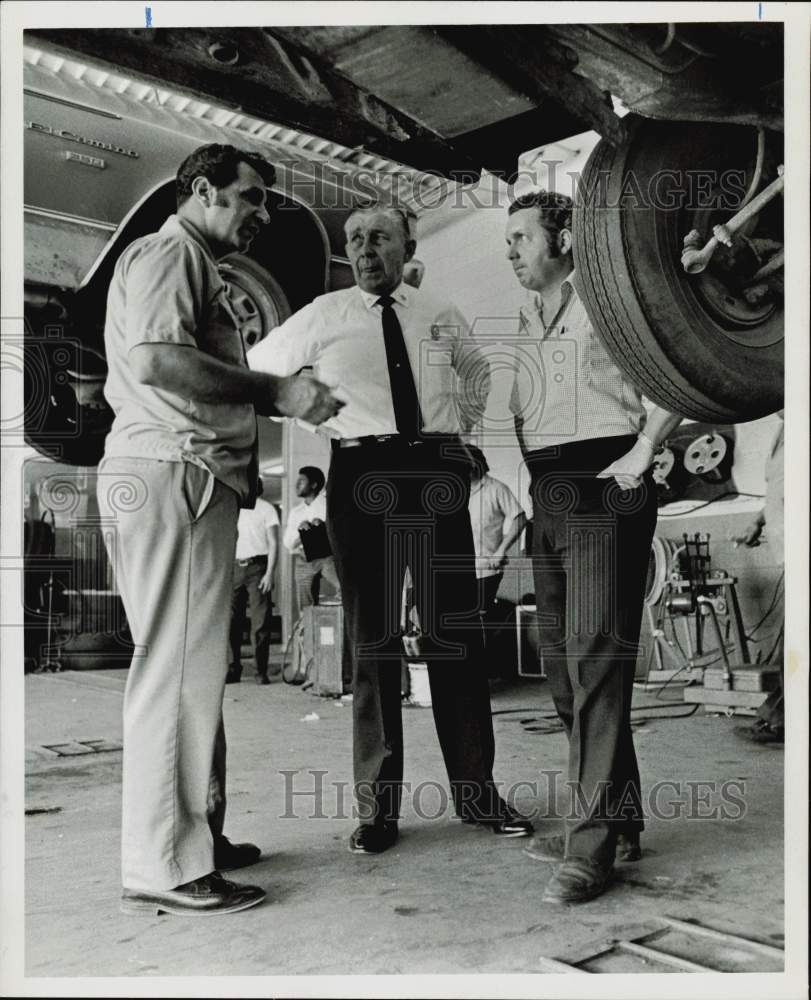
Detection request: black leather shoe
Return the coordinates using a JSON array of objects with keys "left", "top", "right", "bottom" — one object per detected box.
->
[
  {"left": 617, "top": 833, "right": 642, "bottom": 862},
  {"left": 225, "top": 665, "right": 242, "bottom": 684},
  {"left": 543, "top": 858, "right": 614, "bottom": 905},
  {"left": 349, "top": 822, "right": 398, "bottom": 855},
  {"left": 525, "top": 832, "right": 641, "bottom": 863},
  {"left": 121, "top": 871, "right": 265, "bottom": 916},
  {"left": 213, "top": 835, "right": 262, "bottom": 871},
  {"left": 462, "top": 804, "right": 533, "bottom": 838},
  {"left": 255, "top": 673, "right": 271, "bottom": 685}
]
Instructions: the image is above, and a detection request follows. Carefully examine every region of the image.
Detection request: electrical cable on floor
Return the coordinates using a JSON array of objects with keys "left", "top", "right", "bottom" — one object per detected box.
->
[
  {"left": 657, "top": 491, "right": 764, "bottom": 517},
  {"left": 491, "top": 700, "right": 701, "bottom": 732}
]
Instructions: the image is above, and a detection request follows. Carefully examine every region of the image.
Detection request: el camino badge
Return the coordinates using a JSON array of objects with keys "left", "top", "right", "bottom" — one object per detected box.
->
[{"left": 25, "top": 119, "right": 139, "bottom": 158}]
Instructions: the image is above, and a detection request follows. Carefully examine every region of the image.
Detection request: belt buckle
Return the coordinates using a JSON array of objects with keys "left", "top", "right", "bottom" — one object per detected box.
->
[{"left": 237, "top": 558, "right": 250, "bottom": 567}]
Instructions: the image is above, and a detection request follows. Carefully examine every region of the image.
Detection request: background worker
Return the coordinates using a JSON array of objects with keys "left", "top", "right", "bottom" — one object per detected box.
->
[
  {"left": 282, "top": 466, "right": 341, "bottom": 614},
  {"left": 734, "top": 412, "right": 785, "bottom": 743},
  {"left": 467, "top": 445, "right": 527, "bottom": 615},
  {"left": 228, "top": 476, "right": 279, "bottom": 685}
]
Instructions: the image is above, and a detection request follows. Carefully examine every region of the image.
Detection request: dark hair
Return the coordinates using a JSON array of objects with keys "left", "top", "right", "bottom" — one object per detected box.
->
[
  {"left": 298, "top": 466, "right": 325, "bottom": 493},
  {"left": 507, "top": 190, "right": 573, "bottom": 252},
  {"left": 176, "top": 144, "right": 276, "bottom": 208},
  {"left": 467, "top": 446, "right": 489, "bottom": 477}
]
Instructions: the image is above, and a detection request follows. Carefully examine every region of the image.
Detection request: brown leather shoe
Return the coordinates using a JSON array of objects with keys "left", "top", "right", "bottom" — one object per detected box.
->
[
  {"left": 523, "top": 832, "right": 566, "bottom": 862},
  {"left": 121, "top": 871, "right": 265, "bottom": 916},
  {"left": 213, "top": 835, "right": 262, "bottom": 871},
  {"left": 543, "top": 858, "right": 614, "bottom": 905},
  {"left": 525, "top": 832, "right": 641, "bottom": 863}
]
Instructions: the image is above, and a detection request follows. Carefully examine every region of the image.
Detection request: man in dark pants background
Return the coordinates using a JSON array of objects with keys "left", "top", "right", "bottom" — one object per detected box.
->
[
  {"left": 249, "top": 200, "right": 532, "bottom": 853},
  {"left": 505, "top": 190, "right": 681, "bottom": 903},
  {"left": 228, "top": 476, "right": 279, "bottom": 685}
]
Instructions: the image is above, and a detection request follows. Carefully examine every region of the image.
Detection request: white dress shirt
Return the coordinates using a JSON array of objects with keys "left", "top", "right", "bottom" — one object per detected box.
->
[
  {"left": 248, "top": 283, "right": 490, "bottom": 439},
  {"left": 509, "top": 272, "right": 645, "bottom": 452},
  {"left": 282, "top": 493, "right": 327, "bottom": 557}
]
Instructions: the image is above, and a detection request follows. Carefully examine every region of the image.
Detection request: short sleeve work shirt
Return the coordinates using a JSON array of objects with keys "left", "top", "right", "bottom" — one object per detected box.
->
[{"left": 102, "top": 215, "right": 256, "bottom": 500}]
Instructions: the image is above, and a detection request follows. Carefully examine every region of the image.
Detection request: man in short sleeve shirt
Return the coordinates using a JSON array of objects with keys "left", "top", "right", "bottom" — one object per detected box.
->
[
  {"left": 505, "top": 190, "right": 682, "bottom": 904},
  {"left": 98, "top": 144, "right": 340, "bottom": 916}
]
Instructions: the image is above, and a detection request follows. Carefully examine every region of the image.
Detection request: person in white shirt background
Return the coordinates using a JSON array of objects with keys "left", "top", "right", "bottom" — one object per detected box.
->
[
  {"left": 282, "top": 466, "right": 341, "bottom": 615},
  {"left": 467, "top": 445, "right": 528, "bottom": 618},
  {"left": 228, "top": 477, "right": 280, "bottom": 685}
]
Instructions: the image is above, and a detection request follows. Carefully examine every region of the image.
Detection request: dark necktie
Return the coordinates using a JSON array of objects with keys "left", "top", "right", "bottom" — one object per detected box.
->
[{"left": 377, "top": 295, "right": 424, "bottom": 439}]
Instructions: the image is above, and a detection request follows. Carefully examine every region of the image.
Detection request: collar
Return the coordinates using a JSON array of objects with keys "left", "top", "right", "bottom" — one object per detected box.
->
[
  {"left": 159, "top": 214, "right": 219, "bottom": 264},
  {"left": 358, "top": 282, "right": 410, "bottom": 311},
  {"left": 523, "top": 268, "right": 580, "bottom": 328}
]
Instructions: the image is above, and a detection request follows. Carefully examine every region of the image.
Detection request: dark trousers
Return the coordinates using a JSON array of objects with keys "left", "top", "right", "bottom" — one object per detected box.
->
[
  {"left": 477, "top": 573, "right": 503, "bottom": 615},
  {"left": 326, "top": 440, "right": 500, "bottom": 826},
  {"left": 527, "top": 435, "right": 658, "bottom": 866},
  {"left": 230, "top": 558, "right": 273, "bottom": 677}
]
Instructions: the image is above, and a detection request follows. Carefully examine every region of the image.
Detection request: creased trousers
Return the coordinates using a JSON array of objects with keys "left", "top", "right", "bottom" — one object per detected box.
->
[{"left": 98, "top": 456, "right": 237, "bottom": 890}]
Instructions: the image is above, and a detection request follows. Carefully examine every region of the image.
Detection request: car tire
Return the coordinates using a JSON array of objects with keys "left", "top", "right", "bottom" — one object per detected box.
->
[
  {"left": 24, "top": 253, "right": 292, "bottom": 467},
  {"left": 218, "top": 253, "right": 292, "bottom": 352},
  {"left": 573, "top": 116, "right": 783, "bottom": 422}
]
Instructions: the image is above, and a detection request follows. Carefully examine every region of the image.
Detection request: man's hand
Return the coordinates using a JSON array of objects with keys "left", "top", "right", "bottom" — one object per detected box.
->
[
  {"left": 485, "top": 554, "right": 507, "bottom": 572},
  {"left": 269, "top": 373, "right": 344, "bottom": 424},
  {"left": 597, "top": 437, "right": 655, "bottom": 491},
  {"left": 732, "top": 517, "right": 764, "bottom": 548},
  {"left": 258, "top": 573, "right": 273, "bottom": 595}
]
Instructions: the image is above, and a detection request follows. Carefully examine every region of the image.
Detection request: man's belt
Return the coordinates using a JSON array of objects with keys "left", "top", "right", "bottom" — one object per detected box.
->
[
  {"left": 236, "top": 554, "right": 268, "bottom": 567},
  {"left": 332, "top": 433, "right": 461, "bottom": 450}
]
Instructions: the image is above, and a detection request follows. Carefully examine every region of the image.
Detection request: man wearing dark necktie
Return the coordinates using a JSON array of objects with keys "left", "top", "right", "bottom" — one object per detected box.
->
[{"left": 249, "top": 200, "right": 532, "bottom": 853}]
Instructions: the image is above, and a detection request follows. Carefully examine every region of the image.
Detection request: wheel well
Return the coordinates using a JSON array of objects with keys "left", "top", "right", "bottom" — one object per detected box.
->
[{"left": 73, "top": 180, "right": 330, "bottom": 340}]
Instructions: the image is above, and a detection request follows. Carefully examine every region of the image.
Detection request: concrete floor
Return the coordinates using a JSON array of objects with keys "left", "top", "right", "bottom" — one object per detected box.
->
[{"left": 21, "top": 661, "right": 787, "bottom": 981}]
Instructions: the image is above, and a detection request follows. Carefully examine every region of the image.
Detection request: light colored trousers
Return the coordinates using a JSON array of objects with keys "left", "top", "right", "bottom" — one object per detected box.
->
[{"left": 97, "top": 457, "right": 237, "bottom": 891}]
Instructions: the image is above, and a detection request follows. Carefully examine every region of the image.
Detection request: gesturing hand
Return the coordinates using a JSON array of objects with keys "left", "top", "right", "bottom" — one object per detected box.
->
[{"left": 274, "top": 374, "right": 345, "bottom": 425}]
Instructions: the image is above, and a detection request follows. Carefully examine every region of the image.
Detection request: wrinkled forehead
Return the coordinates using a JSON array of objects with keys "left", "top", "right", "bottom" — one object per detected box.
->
[{"left": 345, "top": 207, "right": 409, "bottom": 239}]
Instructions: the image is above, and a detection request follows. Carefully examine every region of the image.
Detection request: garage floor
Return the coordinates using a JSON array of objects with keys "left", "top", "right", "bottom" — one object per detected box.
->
[{"left": 21, "top": 661, "right": 786, "bottom": 980}]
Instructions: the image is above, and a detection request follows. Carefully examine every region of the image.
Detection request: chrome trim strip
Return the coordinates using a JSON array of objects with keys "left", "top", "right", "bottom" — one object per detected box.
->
[
  {"left": 24, "top": 204, "right": 118, "bottom": 232},
  {"left": 24, "top": 87, "right": 123, "bottom": 120}
]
